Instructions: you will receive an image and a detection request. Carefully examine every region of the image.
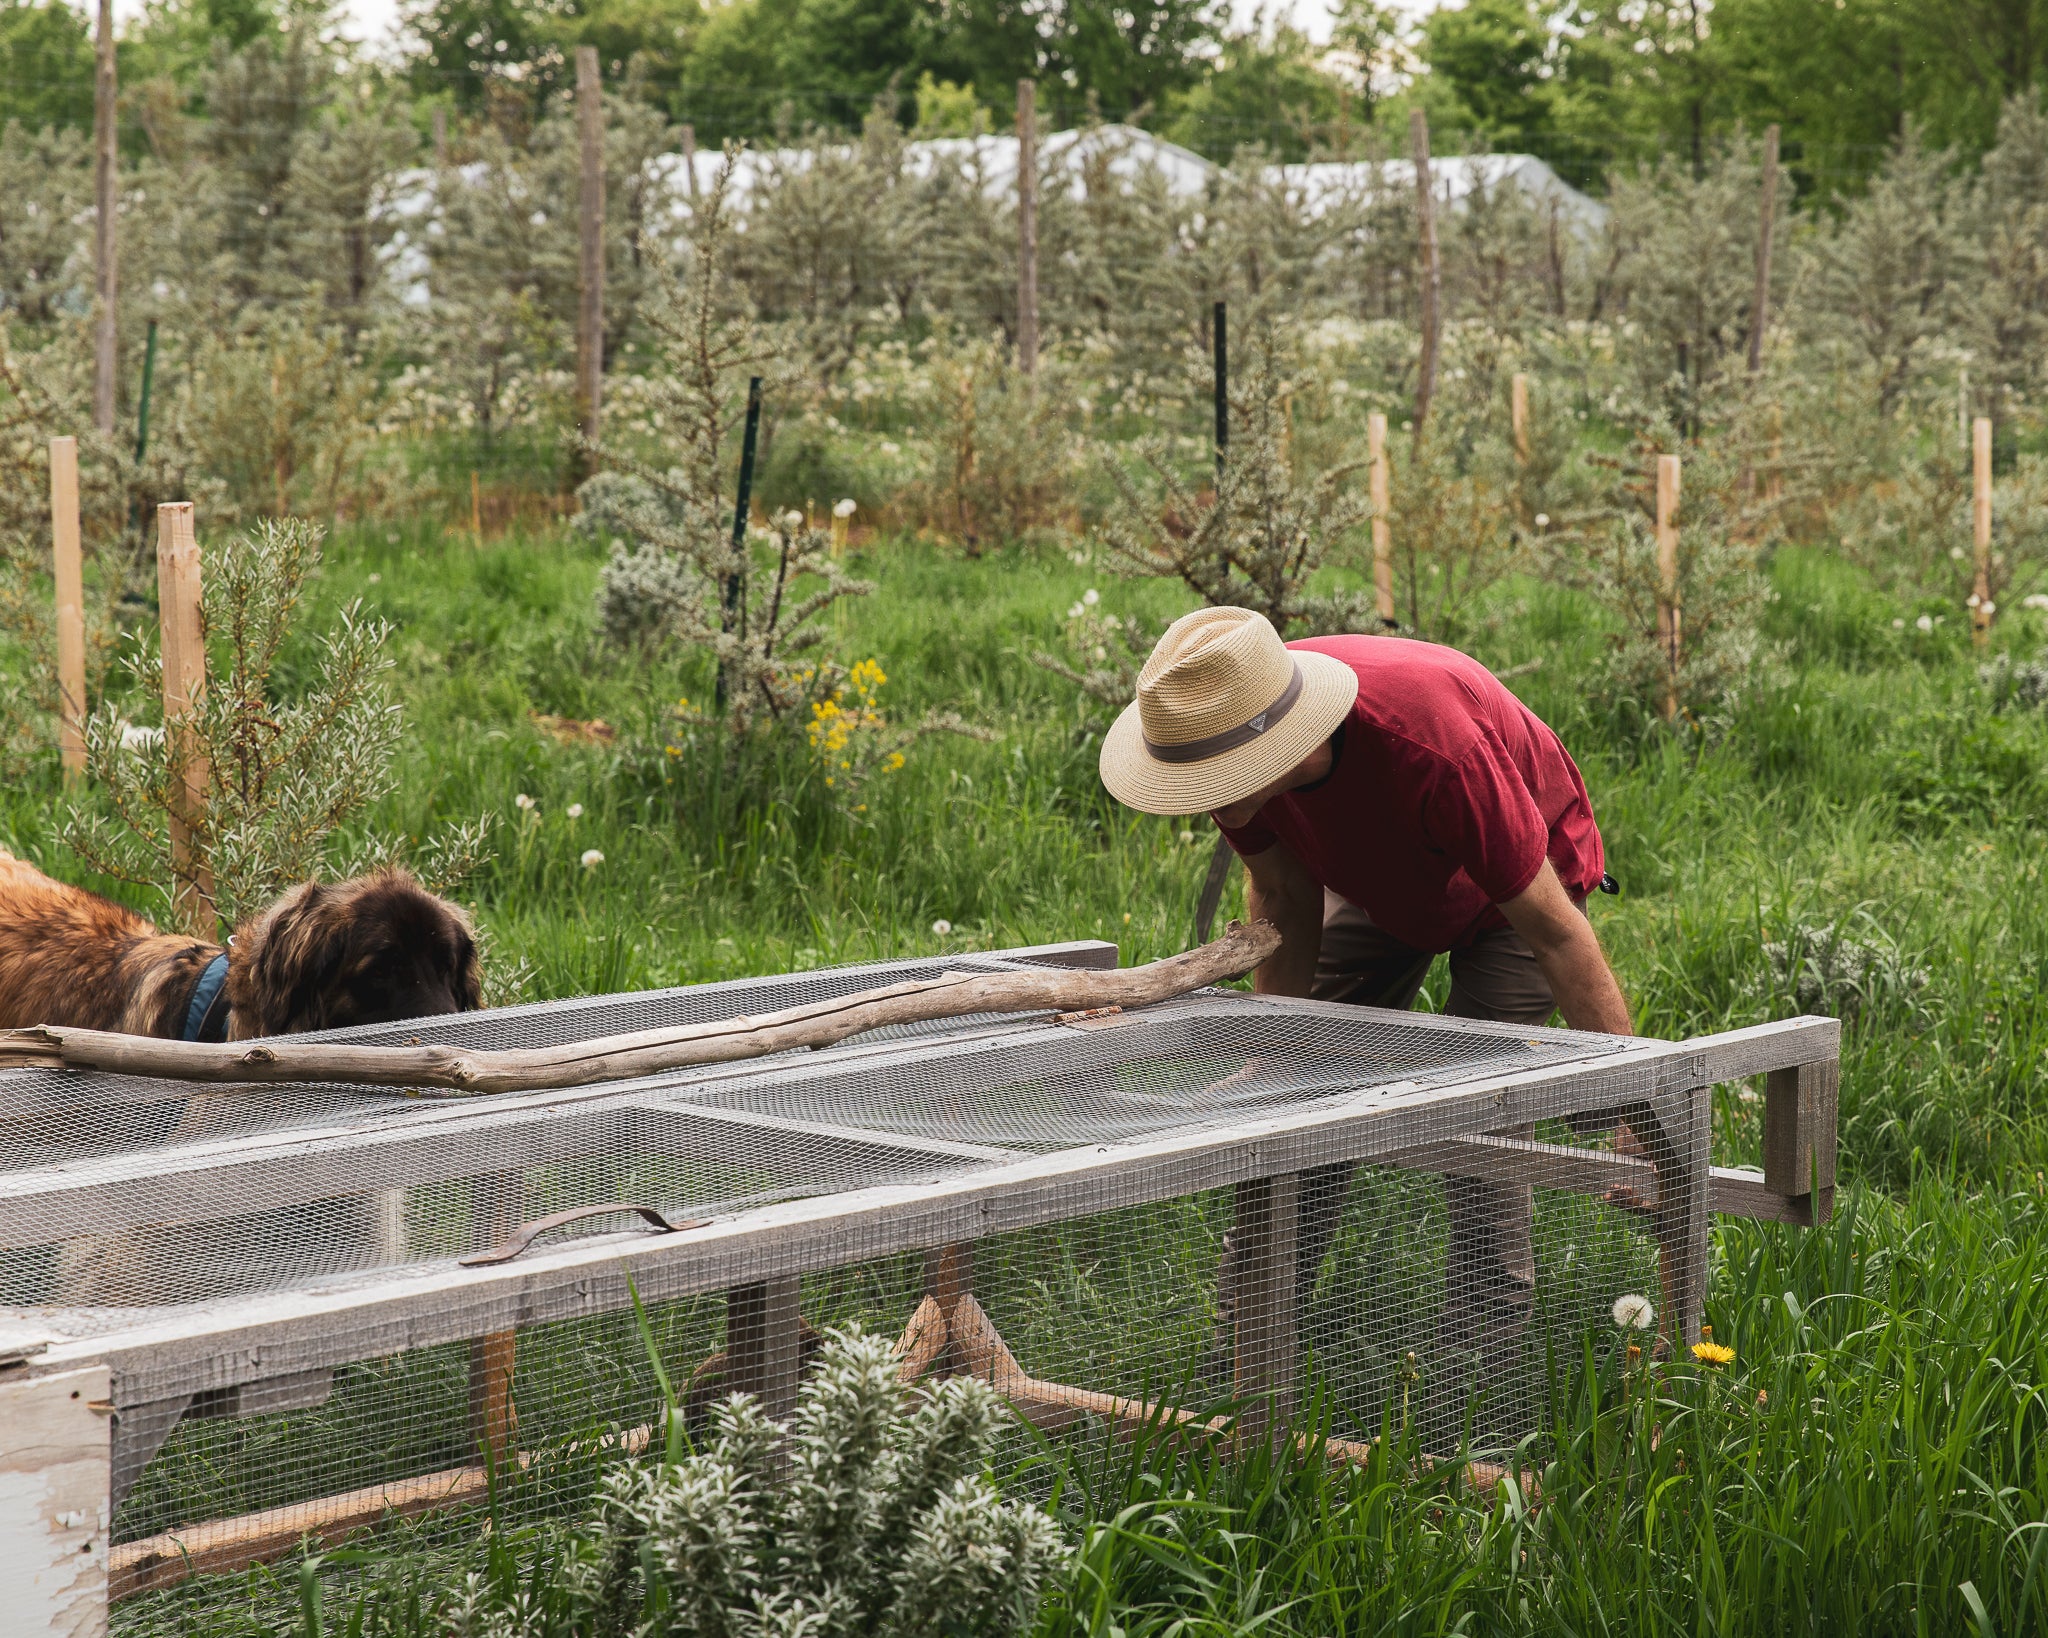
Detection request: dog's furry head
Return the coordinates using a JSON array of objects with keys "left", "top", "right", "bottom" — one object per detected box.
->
[{"left": 223, "top": 868, "right": 482, "bottom": 1039}]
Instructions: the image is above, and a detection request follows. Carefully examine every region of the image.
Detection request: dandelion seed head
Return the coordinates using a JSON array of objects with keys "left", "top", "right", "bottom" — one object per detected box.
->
[
  {"left": 580, "top": 848, "right": 604, "bottom": 868},
  {"left": 566, "top": 803, "right": 584, "bottom": 818},
  {"left": 1611, "top": 1293, "right": 1655, "bottom": 1330},
  {"left": 931, "top": 919, "right": 952, "bottom": 935},
  {"left": 833, "top": 497, "right": 857, "bottom": 518},
  {"left": 1083, "top": 588, "right": 1100, "bottom": 605},
  {"left": 1916, "top": 615, "right": 1935, "bottom": 632},
  {"left": 514, "top": 793, "right": 535, "bottom": 811},
  {"left": 1534, "top": 512, "right": 1549, "bottom": 528}
]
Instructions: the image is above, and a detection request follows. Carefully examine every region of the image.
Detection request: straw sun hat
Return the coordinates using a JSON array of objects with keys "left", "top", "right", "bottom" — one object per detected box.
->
[{"left": 1099, "top": 607, "right": 1359, "bottom": 816}]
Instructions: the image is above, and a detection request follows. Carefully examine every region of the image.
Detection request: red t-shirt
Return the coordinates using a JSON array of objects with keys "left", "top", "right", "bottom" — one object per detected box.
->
[{"left": 1219, "top": 635, "right": 1604, "bottom": 953}]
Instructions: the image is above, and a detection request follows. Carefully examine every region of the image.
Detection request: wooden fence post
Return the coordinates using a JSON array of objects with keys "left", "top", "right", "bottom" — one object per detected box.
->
[
  {"left": 1016, "top": 79, "right": 1039, "bottom": 377},
  {"left": 574, "top": 45, "right": 605, "bottom": 467},
  {"left": 49, "top": 437, "right": 87, "bottom": 781},
  {"left": 1510, "top": 372, "right": 1529, "bottom": 466},
  {"left": 156, "top": 503, "right": 213, "bottom": 938},
  {"left": 1409, "top": 109, "right": 1440, "bottom": 450},
  {"left": 1655, "top": 455, "right": 1681, "bottom": 721},
  {"left": 1973, "top": 415, "right": 1994, "bottom": 644},
  {"left": 1368, "top": 411, "right": 1393, "bottom": 627},
  {"left": 1746, "top": 123, "right": 1779, "bottom": 379},
  {"left": 679, "top": 121, "right": 699, "bottom": 201},
  {"left": 92, "top": 0, "right": 117, "bottom": 437}
]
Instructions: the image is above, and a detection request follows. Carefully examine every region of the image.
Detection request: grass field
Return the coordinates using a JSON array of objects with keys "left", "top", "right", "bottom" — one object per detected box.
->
[{"left": 9, "top": 517, "right": 2048, "bottom": 1633}]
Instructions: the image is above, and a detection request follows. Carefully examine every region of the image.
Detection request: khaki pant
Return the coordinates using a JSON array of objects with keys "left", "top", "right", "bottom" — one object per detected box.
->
[
  {"left": 1306, "top": 892, "right": 1558, "bottom": 1399},
  {"left": 1215, "top": 891, "right": 1566, "bottom": 1440}
]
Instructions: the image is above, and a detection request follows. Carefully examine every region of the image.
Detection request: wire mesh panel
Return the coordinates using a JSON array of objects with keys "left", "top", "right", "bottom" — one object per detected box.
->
[{"left": 0, "top": 947, "right": 1833, "bottom": 1634}]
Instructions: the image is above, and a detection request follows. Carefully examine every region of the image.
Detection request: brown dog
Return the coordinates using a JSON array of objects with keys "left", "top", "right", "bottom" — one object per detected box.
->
[
  {"left": 0, "top": 853, "right": 486, "bottom": 1320},
  {"left": 0, "top": 851, "right": 481, "bottom": 1041}
]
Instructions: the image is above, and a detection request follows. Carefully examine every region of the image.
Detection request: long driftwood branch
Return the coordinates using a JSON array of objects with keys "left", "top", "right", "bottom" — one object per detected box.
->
[{"left": 0, "top": 921, "right": 1280, "bottom": 1097}]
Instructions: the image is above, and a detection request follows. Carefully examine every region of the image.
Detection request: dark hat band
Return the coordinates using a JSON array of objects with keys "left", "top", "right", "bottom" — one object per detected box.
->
[{"left": 1143, "top": 662, "right": 1305, "bottom": 765}]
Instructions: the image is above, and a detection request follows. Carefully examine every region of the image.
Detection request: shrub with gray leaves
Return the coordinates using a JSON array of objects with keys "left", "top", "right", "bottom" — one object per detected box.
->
[
  {"left": 1761, "top": 917, "right": 1930, "bottom": 1024},
  {"left": 443, "top": 1326, "right": 1063, "bottom": 1638}
]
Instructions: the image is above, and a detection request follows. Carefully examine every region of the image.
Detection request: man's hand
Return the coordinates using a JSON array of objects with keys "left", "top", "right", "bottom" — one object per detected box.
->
[
  {"left": 1233, "top": 834, "right": 1322, "bottom": 998},
  {"left": 1497, "top": 860, "right": 1633, "bottom": 1036}
]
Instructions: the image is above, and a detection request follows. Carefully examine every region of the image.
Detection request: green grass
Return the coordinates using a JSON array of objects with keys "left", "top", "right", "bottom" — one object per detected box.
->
[{"left": 12, "top": 521, "right": 2048, "bottom": 1633}]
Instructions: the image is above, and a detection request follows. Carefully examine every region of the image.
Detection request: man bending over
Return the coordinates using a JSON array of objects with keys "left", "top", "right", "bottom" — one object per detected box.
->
[{"left": 1097, "top": 606, "right": 1631, "bottom": 1432}]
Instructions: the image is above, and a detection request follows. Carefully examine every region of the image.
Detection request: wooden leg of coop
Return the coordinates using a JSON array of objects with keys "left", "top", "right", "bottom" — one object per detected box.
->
[
  {"left": 1764, "top": 1060, "right": 1838, "bottom": 1225},
  {"left": 1641, "top": 1091, "right": 1712, "bottom": 1352},
  {"left": 727, "top": 1275, "right": 804, "bottom": 1422},
  {"left": 468, "top": 1171, "right": 522, "bottom": 1465},
  {"left": 1231, "top": 1173, "right": 1300, "bottom": 1447}
]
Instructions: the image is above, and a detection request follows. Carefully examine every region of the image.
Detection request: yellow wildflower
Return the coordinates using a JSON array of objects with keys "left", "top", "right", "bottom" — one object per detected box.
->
[{"left": 1691, "top": 1341, "right": 1735, "bottom": 1367}]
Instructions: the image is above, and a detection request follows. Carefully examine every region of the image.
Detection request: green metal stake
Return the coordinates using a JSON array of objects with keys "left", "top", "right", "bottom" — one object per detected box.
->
[
  {"left": 715, "top": 376, "right": 764, "bottom": 710},
  {"left": 134, "top": 319, "right": 158, "bottom": 464}
]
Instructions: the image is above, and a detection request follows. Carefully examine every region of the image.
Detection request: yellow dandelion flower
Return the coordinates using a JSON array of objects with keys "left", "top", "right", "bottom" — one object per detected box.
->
[{"left": 1691, "top": 1341, "right": 1735, "bottom": 1366}]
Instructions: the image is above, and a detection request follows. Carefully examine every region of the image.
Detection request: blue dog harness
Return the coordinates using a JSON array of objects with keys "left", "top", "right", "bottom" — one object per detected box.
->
[{"left": 182, "top": 951, "right": 232, "bottom": 1043}]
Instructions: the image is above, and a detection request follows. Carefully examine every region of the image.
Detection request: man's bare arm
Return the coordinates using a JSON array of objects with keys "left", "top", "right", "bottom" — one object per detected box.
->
[
  {"left": 1234, "top": 836, "right": 1323, "bottom": 998},
  {"left": 1497, "top": 860, "right": 1633, "bottom": 1036}
]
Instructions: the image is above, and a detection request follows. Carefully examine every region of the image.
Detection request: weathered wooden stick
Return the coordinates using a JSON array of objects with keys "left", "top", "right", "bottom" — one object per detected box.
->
[
  {"left": 0, "top": 921, "right": 1280, "bottom": 1094},
  {"left": 949, "top": 1292, "right": 1519, "bottom": 1492}
]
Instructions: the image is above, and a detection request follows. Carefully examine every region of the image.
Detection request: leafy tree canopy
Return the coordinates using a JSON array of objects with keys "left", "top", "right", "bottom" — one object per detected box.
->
[{"left": 13, "top": 0, "right": 2048, "bottom": 205}]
